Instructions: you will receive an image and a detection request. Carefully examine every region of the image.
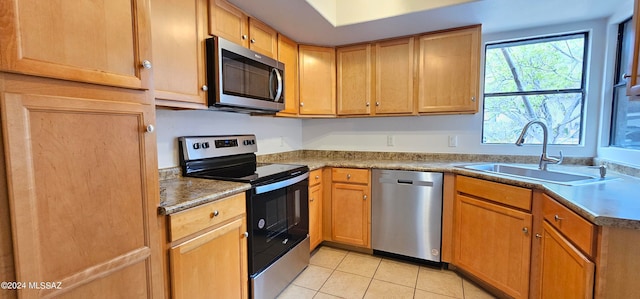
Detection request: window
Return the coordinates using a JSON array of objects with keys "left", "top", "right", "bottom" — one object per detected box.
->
[
  {"left": 482, "top": 33, "right": 588, "bottom": 144},
  {"left": 610, "top": 19, "right": 640, "bottom": 149}
]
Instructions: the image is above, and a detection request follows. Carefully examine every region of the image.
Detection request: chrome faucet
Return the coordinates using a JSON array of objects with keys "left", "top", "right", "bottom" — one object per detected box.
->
[{"left": 515, "top": 120, "right": 563, "bottom": 171}]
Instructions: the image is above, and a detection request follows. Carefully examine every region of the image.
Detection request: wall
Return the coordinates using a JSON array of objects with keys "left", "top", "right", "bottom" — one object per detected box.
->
[
  {"left": 155, "top": 109, "right": 302, "bottom": 168},
  {"left": 302, "top": 19, "right": 608, "bottom": 158},
  {"left": 597, "top": 0, "right": 639, "bottom": 167}
]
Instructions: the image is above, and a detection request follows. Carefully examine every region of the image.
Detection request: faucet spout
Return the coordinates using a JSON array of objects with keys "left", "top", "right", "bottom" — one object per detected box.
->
[{"left": 515, "top": 120, "right": 563, "bottom": 170}]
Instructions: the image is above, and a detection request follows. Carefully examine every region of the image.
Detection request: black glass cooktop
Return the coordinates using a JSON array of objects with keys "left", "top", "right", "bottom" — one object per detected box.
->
[{"left": 188, "top": 162, "right": 307, "bottom": 185}]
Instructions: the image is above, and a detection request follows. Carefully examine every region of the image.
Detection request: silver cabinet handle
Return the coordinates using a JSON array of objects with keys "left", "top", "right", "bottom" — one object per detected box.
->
[
  {"left": 300, "top": 102, "right": 304, "bottom": 107},
  {"left": 471, "top": 96, "right": 476, "bottom": 102},
  {"left": 250, "top": 39, "right": 256, "bottom": 43},
  {"left": 376, "top": 102, "right": 380, "bottom": 106},
  {"left": 522, "top": 227, "right": 528, "bottom": 234},
  {"left": 146, "top": 124, "right": 155, "bottom": 133},
  {"left": 210, "top": 210, "right": 219, "bottom": 218},
  {"left": 554, "top": 215, "right": 563, "bottom": 222},
  {"left": 141, "top": 60, "right": 152, "bottom": 69},
  {"left": 315, "top": 175, "right": 320, "bottom": 179},
  {"left": 535, "top": 234, "right": 542, "bottom": 239},
  {"left": 310, "top": 197, "right": 315, "bottom": 202},
  {"left": 243, "top": 232, "right": 249, "bottom": 238},
  {"left": 366, "top": 102, "right": 370, "bottom": 107},
  {"left": 242, "top": 35, "right": 248, "bottom": 40},
  {"left": 363, "top": 195, "right": 367, "bottom": 200},
  {"left": 347, "top": 174, "right": 351, "bottom": 179},
  {"left": 201, "top": 85, "right": 208, "bottom": 91}
]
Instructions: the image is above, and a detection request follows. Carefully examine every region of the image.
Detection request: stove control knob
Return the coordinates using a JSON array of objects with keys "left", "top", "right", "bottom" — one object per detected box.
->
[
  {"left": 243, "top": 140, "right": 249, "bottom": 146},
  {"left": 202, "top": 142, "right": 210, "bottom": 149},
  {"left": 193, "top": 143, "right": 200, "bottom": 149}
]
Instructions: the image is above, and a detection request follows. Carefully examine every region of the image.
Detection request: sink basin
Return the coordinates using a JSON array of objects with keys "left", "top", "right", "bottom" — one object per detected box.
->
[{"left": 459, "top": 163, "right": 611, "bottom": 186}]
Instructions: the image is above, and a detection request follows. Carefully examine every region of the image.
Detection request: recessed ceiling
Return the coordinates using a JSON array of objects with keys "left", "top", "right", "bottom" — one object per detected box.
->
[
  {"left": 305, "top": 0, "right": 479, "bottom": 27},
  {"left": 228, "top": 0, "right": 633, "bottom": 46}
]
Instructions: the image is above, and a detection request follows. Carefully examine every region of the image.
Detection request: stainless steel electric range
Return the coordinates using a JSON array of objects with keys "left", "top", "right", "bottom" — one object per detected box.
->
[{"left": 178, "top": 134, "right": 309, "bottom": 299}]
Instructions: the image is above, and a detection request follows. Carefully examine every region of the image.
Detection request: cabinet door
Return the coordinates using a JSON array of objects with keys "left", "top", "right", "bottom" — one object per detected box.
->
[
  {"left": 0, "top": 0, "right": 152, "bottom": 90},
  {"left": 208, "top": 0, "right": 249, "bottom": 47},
  {"left": 375, "top": 37, "right": 415, "bottom": 114},
  {"left": 454, "top": 194, "right": 532, "bottom": 299},
  {"left": 0, "top": 80, "right": 163, "bottom": 298},
  {"left": 418, "top": 26, "right": 480, "bottom": 113},
  {"left": 277, "top": 35, "right": 299, "bottom": 115},
  {"left": 331, "top": 183, "right": 370, "bottom": 247},
  {"left": 248, "top": 18, "right": 278, "bottom": 59},
  {"left": 299, "top": 45, "right": 336, "bottom": 116},
  {"left": 539, "top": 222, "right": 594, "bottom": 299},
  {"left": 337, "top": 44, "right": 372, "bottom": 116},
  {"left": 309, "top": 184, "right": 323, "bottom": 251},
  {"left": 151, "top": 0, "right": 208, "bottom": 108},
  {"left": 170, "top": 218, "right": 248, "bottom": 299},
  {"left": 627, "top": 0, "right": 640, "bottom": 96}
]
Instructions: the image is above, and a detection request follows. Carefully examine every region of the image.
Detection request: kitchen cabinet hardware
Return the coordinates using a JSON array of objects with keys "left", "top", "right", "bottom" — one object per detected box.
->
[
  {"left": 347, "top": 174, "right": 352, "bottom": 179},
  {"left": 471, "top": 96, "right": 476, "bottom": 102},
  {"left": 242, "top": 35, "right": 247, "bottom": 40},
  {"left": 366, "top": 102, "right": 370, "bottom": 107},
  {"left": 141, "top": 60, "right": 152, "bottom": 69},
  {"left": 201, "top": 85, "right": 208, "bottom": 91},
  {"left": 243, "top": 231, "right": 249, "bottom": 238},
  {"left": 554, "top": 214, "right": 563, "bottom": 222},
  {"left": 300, "top": 102, "right": 304, "bottom": 107},
  {"left": 250, "top": 38, "right": 256, "bottom": 43},
  {"left": 376, "top": 102, "right": 380, "bottom": 106},
  {"left": 624, "top": 73, "right": 631, "bottom": 79},
  {"left": 535, "top": 233, "right": 542, "bottom": 239},
  {"left": 523, "top": 227, "right": 529, "bottom": 234},
  {"left": 210, "top": 210, "right": 220, "bottom": 218},
  {"left": 315, "top": 175, "right": 320, "bottom": 179},
  {"left": 310, "top": 197, "right": 315, "bottom": 202},
  {"left": 363, "top": 195, "right": 367, "bottom": 200},
  {"left": 146, "top": 124, "right": 155, "bottom": 133}
]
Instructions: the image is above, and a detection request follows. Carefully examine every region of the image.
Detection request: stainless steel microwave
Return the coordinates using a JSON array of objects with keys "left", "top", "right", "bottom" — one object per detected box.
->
[{"left": 205, "top": 36, "right": 284, "bottom": 113}]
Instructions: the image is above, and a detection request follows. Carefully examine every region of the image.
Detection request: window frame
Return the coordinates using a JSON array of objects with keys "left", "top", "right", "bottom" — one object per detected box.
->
[{"left": 481, "top": 32, "right": 590, "bottom": 145}]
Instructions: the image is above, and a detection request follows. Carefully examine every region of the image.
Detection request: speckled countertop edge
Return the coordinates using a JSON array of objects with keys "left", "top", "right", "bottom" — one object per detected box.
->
[{"left": 159, "top": 153, "right": 640, "bottom": 229}]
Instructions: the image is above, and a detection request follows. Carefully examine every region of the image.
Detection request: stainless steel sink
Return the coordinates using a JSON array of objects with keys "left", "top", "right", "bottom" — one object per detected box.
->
[{"left": 459, "top": 163, "right": 613, "bottom": 186}]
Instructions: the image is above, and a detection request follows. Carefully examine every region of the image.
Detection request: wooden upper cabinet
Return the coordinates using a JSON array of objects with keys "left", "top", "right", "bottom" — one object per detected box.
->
[
  {"left": 417, "top": 25, "right": 480, "bottom": 114},
  {"left": 337, "top": 44, "right": 373, "bottom": 116},
  {"left": 151, "top": 0, "right": 209, "bottom": 109},
  {"left": 277, "top": 35, "right": 300, "bottom": 116},
  {"left": 248, "top": 18, "right": 278, "bottom": 58},
  {"left": 375, "top": 37, "right": 415, "bottom": 115},
  {"left": 298, "top": 45, "right": 336, "bottom": 116},
  {"left": 208, "top": 0, "right": 277, "bottom": 58},
  {"left": 0, "top": 0, "right": 152, "bottom": 90},
  {"left": 627, "top": 0, "right": 640, "bottom": 97},
  {"left": 208, "top": 0, "right": 249, "bottom": 47}
]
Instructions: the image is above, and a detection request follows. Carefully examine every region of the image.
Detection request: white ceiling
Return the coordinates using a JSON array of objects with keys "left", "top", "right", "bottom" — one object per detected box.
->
[{"left": 228, "top": 0, "right": 632, "bottom": 46}]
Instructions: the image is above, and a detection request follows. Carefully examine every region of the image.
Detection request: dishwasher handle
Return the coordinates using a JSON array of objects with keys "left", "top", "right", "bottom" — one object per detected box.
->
[{"left": 379, "top": 177, "right": 434, "bottom": 187}]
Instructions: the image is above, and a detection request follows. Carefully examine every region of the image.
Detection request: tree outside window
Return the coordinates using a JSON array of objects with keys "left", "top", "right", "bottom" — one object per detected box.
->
[{"left": 482, "top": 33, "right": 588, "bottom": 145}]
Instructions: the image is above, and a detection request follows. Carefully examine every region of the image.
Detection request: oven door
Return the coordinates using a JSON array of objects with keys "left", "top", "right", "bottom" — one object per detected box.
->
[{"left": 248, "top": 173, "right": 309, "bottom": 275}]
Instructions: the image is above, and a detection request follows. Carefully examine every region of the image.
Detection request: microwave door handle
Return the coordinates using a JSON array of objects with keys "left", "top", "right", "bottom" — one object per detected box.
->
[{"left": 271, "top": 68, "right": 283, "bottom": 102}]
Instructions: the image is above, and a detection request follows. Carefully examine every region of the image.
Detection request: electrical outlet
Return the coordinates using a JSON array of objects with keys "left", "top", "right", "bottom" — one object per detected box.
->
[
  {"left": 387, "top": 135, "right": 395, "bottom": 146},
  {"left": 448, "top": 135, "right": 458, "bottom": 147}
]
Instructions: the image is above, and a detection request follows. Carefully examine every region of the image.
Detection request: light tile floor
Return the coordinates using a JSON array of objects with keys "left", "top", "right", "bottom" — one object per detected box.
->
[{"left": 277, "top": 246, "right": 497, "bottom": 299}]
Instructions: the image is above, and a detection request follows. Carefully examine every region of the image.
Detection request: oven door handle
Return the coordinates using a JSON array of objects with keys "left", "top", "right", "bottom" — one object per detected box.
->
[{"left": 255, "top": 172, "right": 309, "bottom": 195}]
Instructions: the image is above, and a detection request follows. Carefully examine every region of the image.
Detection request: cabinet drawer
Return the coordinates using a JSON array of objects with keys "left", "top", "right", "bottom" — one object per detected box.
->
[
  {"left": 169, "top": 193, "right": 246, "bottom": 241},
  {"left": 332, "top": 168, "right": 370, "bottom": 184},
  {"left": 310, "top": 168, "right": 323, "bottom": 186},
  {"left": 542, "top": 194, "right": 595, "bottom": 257},
  {"left": 456, "top": 176, "right": 532, "bottom": 211}
]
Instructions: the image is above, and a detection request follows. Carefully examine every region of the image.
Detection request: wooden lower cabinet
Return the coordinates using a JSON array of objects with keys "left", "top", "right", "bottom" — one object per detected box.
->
[
  {"left": 167, "top": 193, "right": 248, "bottom": 299},
  {"left": 538, "top": 221, "right": 594, "bottom": 299},
  {"left": 331, "top": 168, "right": 371, "bottom": 248},
  {"left": 309, "top": 169, "right": 324, "bottom": 251},
  {"left": 453, "top": 176, "right": 532, "bottom": 299},
  {"left": 0, "top": 74, "right": 163, "bottom": 298}
]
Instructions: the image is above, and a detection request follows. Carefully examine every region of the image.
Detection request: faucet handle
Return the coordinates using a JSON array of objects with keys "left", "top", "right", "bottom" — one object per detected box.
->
[{"left": 552, "top": 150, "right": 563, "bottom": 164}]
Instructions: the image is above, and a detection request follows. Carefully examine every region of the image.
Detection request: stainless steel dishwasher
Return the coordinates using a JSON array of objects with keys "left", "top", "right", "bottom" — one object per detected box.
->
[{"left": 372, "top": 169, "right": 443, "bottom": 263}]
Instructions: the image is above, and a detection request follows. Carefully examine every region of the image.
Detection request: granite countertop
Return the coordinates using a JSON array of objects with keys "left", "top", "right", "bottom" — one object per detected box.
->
[{"left": 158, "top": 157, "right": 640, "bottom": 229}]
